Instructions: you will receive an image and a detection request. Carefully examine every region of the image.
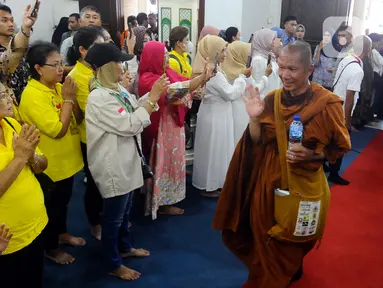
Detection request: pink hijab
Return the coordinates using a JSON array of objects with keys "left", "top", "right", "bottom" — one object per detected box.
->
[
  {"left": 198, "top": 26, "right": 220, "bottom": 42},
  {"left": 251, "top": 28, "right": 277, "bottom": 60}
]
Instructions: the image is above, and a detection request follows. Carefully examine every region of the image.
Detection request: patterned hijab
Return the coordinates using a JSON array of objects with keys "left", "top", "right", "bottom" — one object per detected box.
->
[{"left": 133, "top": 26, "right": 147, "bottom": 58}]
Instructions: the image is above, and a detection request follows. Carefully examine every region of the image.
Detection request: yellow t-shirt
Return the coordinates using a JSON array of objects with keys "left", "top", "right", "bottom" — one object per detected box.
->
[
  {"left": 169, "top": 50, "right": 193, "bottom": 78},
  {"left": 0, "top": 117, "right": 48, "bottom": 255},
  {"left": 68, "top": 61, "right": 94, "bottom": 143},
  {"left": 19, "top": 79, "right": 84, "bottom": 182}
]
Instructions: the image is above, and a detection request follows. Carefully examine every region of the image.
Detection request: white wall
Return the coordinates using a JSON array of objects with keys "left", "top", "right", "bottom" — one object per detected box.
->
[
  {"left": 205, "top": 0, "right": 282, "bottom": 42},
  {"left": 204, "top": 0, "right": 243, "bottom": 31},
  {"left": 7, "top": 0, "right": 79, "bottom": 42}
]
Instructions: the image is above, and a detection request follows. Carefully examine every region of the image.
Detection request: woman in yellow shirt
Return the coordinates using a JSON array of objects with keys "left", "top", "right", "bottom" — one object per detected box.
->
[
  {"left": 0, "top": 83, "right": 49, "bottom": 287},
  {"left": 168, "top": 26, "right": 193, "bottom": 78},
  {"left": 19, "top": 42, "right": 84, "bottom": 265},
  {"left": 67, "top": 26, "right": 104, "bottom": 240}
]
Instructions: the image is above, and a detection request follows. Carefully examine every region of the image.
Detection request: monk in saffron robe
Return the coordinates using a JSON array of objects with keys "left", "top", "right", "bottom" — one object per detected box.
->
[{"left": 213, "top": 41, "right": 351, "bottom": 288}]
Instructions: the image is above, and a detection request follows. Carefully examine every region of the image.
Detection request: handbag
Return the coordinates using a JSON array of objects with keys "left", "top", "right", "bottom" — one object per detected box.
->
[
  {"left": 133, "top": 135, "right": 153, "bottom": 180},
  {"left": 267, "top": 89, "right": 330, "bottom": 243}
]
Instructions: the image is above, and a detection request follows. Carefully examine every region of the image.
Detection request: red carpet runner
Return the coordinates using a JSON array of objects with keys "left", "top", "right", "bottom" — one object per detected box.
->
[{"left": 292, "top": 132, "right": 383, "bottom": 288}]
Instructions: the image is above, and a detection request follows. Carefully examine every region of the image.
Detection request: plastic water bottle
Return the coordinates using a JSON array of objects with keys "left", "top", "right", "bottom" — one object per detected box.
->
[{"left": 289, "top": 115, "right": 303, "bottom": 149}]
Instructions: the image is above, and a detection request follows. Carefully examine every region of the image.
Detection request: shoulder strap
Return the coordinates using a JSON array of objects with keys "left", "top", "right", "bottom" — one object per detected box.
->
[
  {"left": 3, "top": 117, "right": 16, "bottom": 131},
  {"left": 169, "top": 54, "right": 183, "bottom": 73},
  {"left": 332, "top": 60, "right": 360, "bottom": 90},
  {"left": 274, "top": 89, "right": 290, "bottom": 189},
  {"left": 186, "top": 54, "right": 192, "bottom": 65}
]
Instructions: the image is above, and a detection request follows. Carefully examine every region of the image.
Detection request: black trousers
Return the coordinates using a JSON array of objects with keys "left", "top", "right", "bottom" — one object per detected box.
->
[
  {"left": 44, "top": 176, "right": 74, "bottom": 251},
  {"left": 0, "top": 232, "right": 45, "bottom": 288},
  {"left": 81, "top": 142, "right": 103, "bottom": 226},
  {"left": 328, "top": 156, "right": 343, "bottom": 175}
]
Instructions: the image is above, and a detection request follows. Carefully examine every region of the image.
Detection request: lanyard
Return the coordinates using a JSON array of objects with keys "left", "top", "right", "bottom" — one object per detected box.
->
[{"left": 94, "top": 80, "right": 133, "bottom": 113}]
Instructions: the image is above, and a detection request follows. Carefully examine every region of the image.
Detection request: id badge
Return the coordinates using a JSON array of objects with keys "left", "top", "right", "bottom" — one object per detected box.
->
[{"left": 293, "top": 201, "right": 321, "bottom": 236}]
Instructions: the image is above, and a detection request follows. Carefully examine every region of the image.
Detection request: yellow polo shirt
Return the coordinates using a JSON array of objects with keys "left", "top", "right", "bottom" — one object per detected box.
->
[
  {"left": 169, "top": 50, "right": 193, "bottom": 78},
  {"left": 19, "top": 79, "right": 83, "bottom": 182},
  {"left": 0, "top": 117, "right": 48, "bottom": 254},
  {"left": 69, "top": 61, "right": 94, "bottom": 143}
]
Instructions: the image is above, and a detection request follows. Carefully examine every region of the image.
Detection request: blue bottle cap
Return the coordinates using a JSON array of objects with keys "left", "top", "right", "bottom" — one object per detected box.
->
[{"left": 293, "top": 115, "right": 301, "bottom": 121}]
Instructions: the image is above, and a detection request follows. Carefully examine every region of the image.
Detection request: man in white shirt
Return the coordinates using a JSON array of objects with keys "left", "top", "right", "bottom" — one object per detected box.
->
[
  {"left": 60, "top": 6, "right": 102, "bottom": 72},
  {"left": 330, "top": 35, "right": 371, "bottom": 185}
]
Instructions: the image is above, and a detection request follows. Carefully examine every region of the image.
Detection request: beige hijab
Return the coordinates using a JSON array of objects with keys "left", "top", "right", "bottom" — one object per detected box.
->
[
  {"left": 90, "top": 62, "right": 120, "bottom": 92},
  {"left": 192, "top": 35, "right": 227, "bottom": 74},
  {"left": 221, "top": 42, "right": 251, "bottom": 81}
]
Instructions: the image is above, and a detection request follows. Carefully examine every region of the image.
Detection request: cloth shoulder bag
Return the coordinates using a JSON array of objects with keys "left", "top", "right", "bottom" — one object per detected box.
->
[{"left": 267, "top": 89, "right": 330, "bottom": 243}]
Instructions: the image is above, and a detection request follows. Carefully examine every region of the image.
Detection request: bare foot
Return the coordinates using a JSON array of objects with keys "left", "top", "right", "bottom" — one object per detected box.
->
[
  {"left": 59, "top": 233, "right": 86, "bottom": 247},
  {"left": 128, "top": 221, "right": 132, "bottom": 228},
  {"left": 121, "top": 248, "right": 150, "bottom": 258},
  {"left": 159, "top": 206, "right": 184, "bottom": 215},
  {"left": 109, "top": 265, "right": 141, "bottom": 281},
  {"left": 200, "top": 191, "right": 220, "bottom": 198},
  {"left": 45, "top": 249, "right": 75, "bottom": 265},
  {"left": 91, "top": 225, "right": 101, "bottom": 241}
]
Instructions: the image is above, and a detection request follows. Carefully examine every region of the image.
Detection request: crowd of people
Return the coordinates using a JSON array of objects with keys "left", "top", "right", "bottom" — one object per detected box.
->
[{"left": 0, "top": 1, "right": 382, "bottom": 287}]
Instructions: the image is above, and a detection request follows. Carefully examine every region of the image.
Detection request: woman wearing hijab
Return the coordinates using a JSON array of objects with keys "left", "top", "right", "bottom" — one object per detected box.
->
[
  {"left": 138, "top": 41, "right": 212, "bottom": 218},
  {"left": 295, "top": 24, "right": 306, "bottom": 41},
  {"left": 312, "top": 29, "right": 337, "bottom": 90},
  {"left": 132, "top": 26, "right": 151, "bottom": 60},
  {"left": 51, "top": 17, "right": 69, "bottom": 47},
  {"left": 198, "top": 26, "right": 220, "bottom": 43},
  {"left": 192, "top": 35, "right": 247, "bottom": 197},
  {"left": 221, "top": 41, "right": 254, "bottom": 144},
  {"left": 84, "top": 43, "right": 168, "bottom": 280},
  {"left": 251, "top": 28, "right": 282, "bottom": 98}
]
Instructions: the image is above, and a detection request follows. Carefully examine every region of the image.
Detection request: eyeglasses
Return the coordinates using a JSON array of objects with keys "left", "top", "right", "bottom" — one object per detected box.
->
[{"left": 44, "top": 63, "right": 63, "bottom": 70}]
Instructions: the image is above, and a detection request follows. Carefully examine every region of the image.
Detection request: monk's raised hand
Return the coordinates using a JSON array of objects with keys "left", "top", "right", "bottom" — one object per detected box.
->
[{"left": 242, "top": 86, "right": 264, "bottom": 119}]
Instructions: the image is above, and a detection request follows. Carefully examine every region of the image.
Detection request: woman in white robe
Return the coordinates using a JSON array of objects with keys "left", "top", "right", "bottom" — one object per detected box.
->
[
  {"left": 222, "top": 41, "right": 271, "bottom": 144},
  {"left": 251, "top": 28, "right": 282, "bottom": 98},
  {"left": 192, "top": 35, "right": 246, "bottom": 197}
]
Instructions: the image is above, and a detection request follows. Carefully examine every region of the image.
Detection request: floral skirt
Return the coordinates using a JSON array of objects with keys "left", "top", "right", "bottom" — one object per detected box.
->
[{"left": 145, "top": 108, "right": 186, "bottom": 220}]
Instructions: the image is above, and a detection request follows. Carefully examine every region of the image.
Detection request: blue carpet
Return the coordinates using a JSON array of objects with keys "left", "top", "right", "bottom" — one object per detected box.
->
[{"left": 43, "top": 127, "right": 379, "bottom": 288}]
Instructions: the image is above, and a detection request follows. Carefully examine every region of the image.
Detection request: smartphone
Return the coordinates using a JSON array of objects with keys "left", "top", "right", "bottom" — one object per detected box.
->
[
  {"left": 267, "top": 53, "right": 272, "bottom": 66},
  {"left": 128, "top": 22, "right": 133, "bottom": 40},
  {"left": 274, "top": 188, "right": 290, "bottom": 197},
  {"left": 30, "top": 0, "right": 39, "bottom": 18},
  {"left": 248, "top": 33, "right": 254, "bottom": 44},
  {"left": 246, "top": 56, "right": 252, "bottom": 68},
  {"left": 213, "top": 51, "right": 219, "bottom": 74},
  {"left": 123, "top": 62, "right": 129, "bottom": 72}
]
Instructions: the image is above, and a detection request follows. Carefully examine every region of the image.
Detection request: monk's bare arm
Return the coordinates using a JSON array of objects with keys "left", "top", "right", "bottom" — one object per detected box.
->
[{"left": 249, "top": 117, "right": 261, "bottom": 144}]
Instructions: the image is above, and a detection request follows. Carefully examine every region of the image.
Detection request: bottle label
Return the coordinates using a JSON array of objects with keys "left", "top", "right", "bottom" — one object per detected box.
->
[{"left": 290, "top": 124, "right": 303, "bottom": 140}]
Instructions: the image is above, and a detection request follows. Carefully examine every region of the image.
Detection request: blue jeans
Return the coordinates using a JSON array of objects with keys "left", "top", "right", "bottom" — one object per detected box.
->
[{"left": 102, "top": 192, "right": 134, "bottom": 272}]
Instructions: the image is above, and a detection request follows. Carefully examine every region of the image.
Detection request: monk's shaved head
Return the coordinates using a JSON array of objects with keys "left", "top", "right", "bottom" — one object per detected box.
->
[
  {"left": 278, "top": 40, "right": 314, "bottom": 95},
  {"left": 281, "top": 40, "right": 312, "bottom": 70}
]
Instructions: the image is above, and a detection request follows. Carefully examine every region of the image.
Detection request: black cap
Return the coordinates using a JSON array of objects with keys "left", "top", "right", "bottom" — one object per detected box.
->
[{"left": 85, "top": 43, "right": 134, "bottom": 69}]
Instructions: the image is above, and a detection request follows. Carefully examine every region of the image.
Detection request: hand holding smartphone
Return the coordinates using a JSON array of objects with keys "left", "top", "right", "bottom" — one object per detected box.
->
[
  {"left": 30, "top": 0, "right": 39, "bottom": 18},
  {"left": 267, "top": 53, "right": 272, "bottom": 66},
  {"left": 128, "top": 22, "right": 133, "bottom": 40}
]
